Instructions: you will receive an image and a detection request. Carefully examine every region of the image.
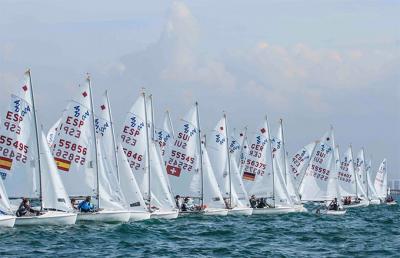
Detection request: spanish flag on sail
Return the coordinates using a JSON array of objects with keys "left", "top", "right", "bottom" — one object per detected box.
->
[
  {"left": 54, "top": 157, "right": 71, "bottom": 172},
  {"left": 0, "top": 157, "right": 12, "bottom": 170},
  {"left": 243, "top": 172, "right": 255, "bottom": 181}
]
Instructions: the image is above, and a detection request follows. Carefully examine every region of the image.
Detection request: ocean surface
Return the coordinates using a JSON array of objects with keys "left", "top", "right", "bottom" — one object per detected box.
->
[{"left": 1, "top": 201, "right": 399, "bottom": 258}]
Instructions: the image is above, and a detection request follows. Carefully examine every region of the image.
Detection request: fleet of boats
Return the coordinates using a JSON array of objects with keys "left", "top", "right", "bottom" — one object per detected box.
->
[{"left": 0, "top": 71, "right": 395, "bottom": 227}]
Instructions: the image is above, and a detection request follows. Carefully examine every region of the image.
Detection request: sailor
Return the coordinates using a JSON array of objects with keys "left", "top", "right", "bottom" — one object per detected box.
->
[
  {"left": 249, "top": 195, "right": 257, "bottom": 208},
  {"left": 78, "top": 196, "right": 95, "bottom": 213},
  {"left": 16, "top": 198, "right": 40, "bottom": 217},
  {"left": 256, "top": 198, "right": 267, "bottom": 209},
  {"left": 175, "top": 195, "right": 181, "bottom": 210},
  {"left": 181, "top": 197, "right": 189, "bottom": 212},
  {"left": 71, "top": 198, "right": 78, "bottom": 210},
  {"left": 328, "top": 198, "right": 338, "bottom": 210}
]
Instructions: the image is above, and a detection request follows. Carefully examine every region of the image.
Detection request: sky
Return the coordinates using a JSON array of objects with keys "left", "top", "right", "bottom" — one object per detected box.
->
[{"left": 0, "top": 0, "right": 399, "bottom": 179}]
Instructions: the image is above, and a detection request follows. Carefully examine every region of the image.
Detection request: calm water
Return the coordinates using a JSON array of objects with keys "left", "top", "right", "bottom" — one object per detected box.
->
[{"left": 1, "top": 202, "right": 399, "bottom": 257}]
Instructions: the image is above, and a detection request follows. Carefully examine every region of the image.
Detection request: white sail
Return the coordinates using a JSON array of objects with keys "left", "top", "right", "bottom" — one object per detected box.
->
[
  {"left": 208, "top": 117, "right": 230, "bottom": 199},
  {"left": 164, "top": 105, "right": 201, "bottom": 198},
  {"left": 271, "top": 124, "right": 293, "bottom": 207},
  {"left": 149, "top": 141, "right": 176, "bottom": 211},
  {"left": 328, "top": 144, "right": 342, "bottom": 201},
  {"left": 0, "top": 177, "right": 12, "bottom": 214},
  {"left": 119, "top": 95, "right": 148, "bottom": 199},
  {"left": 155, "top": 111, "right": 174, "bottom": 157},
  {"left": 338, "top": 147, "right": 357, "bottom": 197},
  {"left": 95, "top": 92, "right": 126, "bottom": 209},
  {"left": 365, "top": 160, "right": 379, "bottom": 201},
  {"left": 299, "top": 130, "right": 336, "bottom": 201},
  {"left": 1, "top": 73, "right": 39, "bottom": 198},
  {"left": 241, "top": 120, "right": 274, "bottom": 199},
  {"left": 202, "top": 146, "right": 226, "bottom": 209},
  {"left": 289, "top": 141, "right": 316, "bottom": 190},
  {"left": 374, "top": 159, "right": 387, "bottom": 200},
  {"left": 284, "top": 155, "right": 301, "bottom": 203},
  {"left": 117, "top": 144, "right": 147, "bottom": 212},
  {"left": 39, "top": 132, "right": 73, "bottom": 212},
  {"left": 354, "top": 149, "right": 368, "bottom": 199},
  {"left": 46, "top": 118, "right": 61, "bottom": 147}
]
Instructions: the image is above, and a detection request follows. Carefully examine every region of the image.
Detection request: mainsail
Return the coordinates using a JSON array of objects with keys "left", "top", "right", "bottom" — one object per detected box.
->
[
  {"left": 337, "top": 146, "right": 357, "bottom": 197},
  {"left": 289, "top": 141, "right": 316, "bottom": 190},
  {"left": 365, "top": 159, "right": 379, "bottom": 201},
  {"left": 298, "top": 129, "right": 336, "bottom": 201},
  {"left": 354, "top": 149, "right": 368, "bottom": 199},
  {"left": 155, "top": 111, "right": 174, "bottom": 158},
  {"left": 374, "top": 159, "right": 387, "bottom": 200}
]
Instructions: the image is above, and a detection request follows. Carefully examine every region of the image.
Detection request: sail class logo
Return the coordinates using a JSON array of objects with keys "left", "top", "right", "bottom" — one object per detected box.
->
[{"left": 166, "top": 165, "right": 181, "bottom": 177}]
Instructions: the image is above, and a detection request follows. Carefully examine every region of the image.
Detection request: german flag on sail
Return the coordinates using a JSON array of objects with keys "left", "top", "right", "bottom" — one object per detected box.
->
[
  {"left": 0, "top": 157, "right": 12, "bottom": 170},
  {"left": 243, "top": 172, "right": 255, "bottom": 181},
  {"left": 54, "top": 157, "right": 71, "bottom": 172}
]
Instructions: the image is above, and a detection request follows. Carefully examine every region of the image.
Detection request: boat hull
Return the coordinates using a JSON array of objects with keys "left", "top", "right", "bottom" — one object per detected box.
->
[
  {"left": 0, "top": 215, "right": 16, "bottom": 227},
  {"left": 77, "top": 210, "right": 130, "bottom": 222},
  {"left": 294, "top": 204, "right": 308, "bottom": 212},
  {"left": 386, "top": 201, "right": 397, "bottom": 206},
  {"left": 369, "top": 199, "right": 381, "bottom": 205},
  {"left": 343, "top": 200, "right": 369, "bottom": 208},
  {"left": 228, "top": 207, "right": 253, "bottom": 216},
  {"left": 325, "top": 210, "right": 346, "bottom": 215},
  {"left": 204, "top": 208, "right": 229, "bottom": 216},
  {"left": 15, "top": 211, "right": 77, "bottom": 225},
  {"left": 129, "top": 211, "right": 151, "bottom": 221},
  {"left": 150, "top": 210, "right": 179, "bottom": 219},
  {"left": 252, "top": 206, "right": 295, "bottom": 215}
]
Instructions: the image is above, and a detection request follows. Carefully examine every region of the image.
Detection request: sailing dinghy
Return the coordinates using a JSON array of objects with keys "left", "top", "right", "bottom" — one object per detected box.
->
[
  {"left": 164, "top": 103, "right": 227, "bottom": 216},
  {"left": 51, "top": 77, "right": 130, "bottom": 222},
  {"left": 1, "top": 71, "right": 76, "bottom": 225},
  {"left": 242, "top": 117, "right": 295, "bottom": 215},
  {"left": 120, "top": 92, "right": 178, "bottom": 219},
  {"left": 374, "top": 159, "right": 395, "bottom": 205},
  {"left": 207, "top": 114, "right": 252, "bottom": 216},
  {"left": 96, "top": 92, "right": 150, "bottom": 221},
  {"left": 298, "top": 128, "right": 346, "bottom": 216}
]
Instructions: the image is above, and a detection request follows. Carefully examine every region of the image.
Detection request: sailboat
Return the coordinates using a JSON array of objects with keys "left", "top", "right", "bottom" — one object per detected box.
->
[
  {"left": 119, "top": 92, "right": 178, "bottom": 219},
  {"left": 374, "top": 159, "right": 394, "bottom": 205},
  {"left": 207, "top": 114, "right": 252, "bottom": 215},
  {"left": 1, "top": 70, "right": 76, "bottom": 225},
  {"left": 95, "top": 91, "right": 150, "bottom": 221},
  {"left": 353, "top": 149, "right": 370, "bottom": 207},
  {"left": 337, "top": 146, "right": 367, "bottom": 208},
  {"left": 241, "top": 117, "right": 295, "bottom": 214},
  {"left": 365, "top": 159, "right": 381, "bottom": 205},
  {"left": 272, "top": 119, "right": 306, "bottom": 212},
  {"left": 298, "top": 128, "right": 346, "bottom": 215},
  {"left": 0, "top": 175, "right": 15, "bottom": 227},
  {"left": 51, "top": 76, "right": 130, "bottom": 222},
  {"left": 164, "top": 103, "right": 228, "bottom": 216}
]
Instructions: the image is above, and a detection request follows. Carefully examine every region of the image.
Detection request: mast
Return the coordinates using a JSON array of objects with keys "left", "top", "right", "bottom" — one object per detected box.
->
[
  {"left": 266, "top": 115, "right": 275, "bottom": 207},
  {"left": 195, "top": 102, "right": 204, "bottom": 207},
  {"left": 223, "top": 113, "right": 232, "bottom": 208},
  {"left": 105, "top": 91, "right": 120, "bottom": 182},
  {"left": 166, "top": 110, "right": 175, "bottom": 138},
  {"left": 149, "top": 94, "right": 155, "bottom": 141},
  {"left": 349, "top": 144, "right": 358, "bottom": 198},
  {"left": 142, "top": 90, "right": 152, "bottom": 211},
  {"left": 280, "top": 119, "right": 288, "bottom": 185},
  {"left": 27, "top": 70, "right": 43, "bottom": 210},
  {"left": 88, "top": 75, "right": 100, "bottom": 209}
]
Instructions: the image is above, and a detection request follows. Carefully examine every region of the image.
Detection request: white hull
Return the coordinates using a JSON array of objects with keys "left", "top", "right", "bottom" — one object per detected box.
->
[
  {"left": 252, "top": 206, "right": 295, "bottom": 215},
  {"left": 369, "top": 199, "right": 381, "bottom": 205},
  {"left": 228, "top": 207, "right": 253, "bottom": 216},
  {"left": 15, "top": 211, "right": 77, "bottom": 225},
  {"left": 129, "top": 211, "right": 151, "bottom": 221},
  {"left": 150, "top": 210, "right": 179, "bottom": 220},
  {"left": 386, "top": 201, "right": 397, "bottom": 206},
  {"left": 204, "top": 208, "right": 228, "bottom": 216},
  {"left": 343, "top": 200, "right": 369, "bottom": 208},
  {"left": 325, "top": 210, "right": 347, "bottom": 215},
  {"left": 0, "top": 215, "right": 16, "bottom": 227},
  {"left": 77, "top": 210, "right": 130, "bottom": 222}
]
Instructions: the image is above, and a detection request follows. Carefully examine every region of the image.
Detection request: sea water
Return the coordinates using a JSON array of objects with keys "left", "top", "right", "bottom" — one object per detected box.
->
[{"left": 1, "top": 201, "right": 398, "bottom": 257}]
